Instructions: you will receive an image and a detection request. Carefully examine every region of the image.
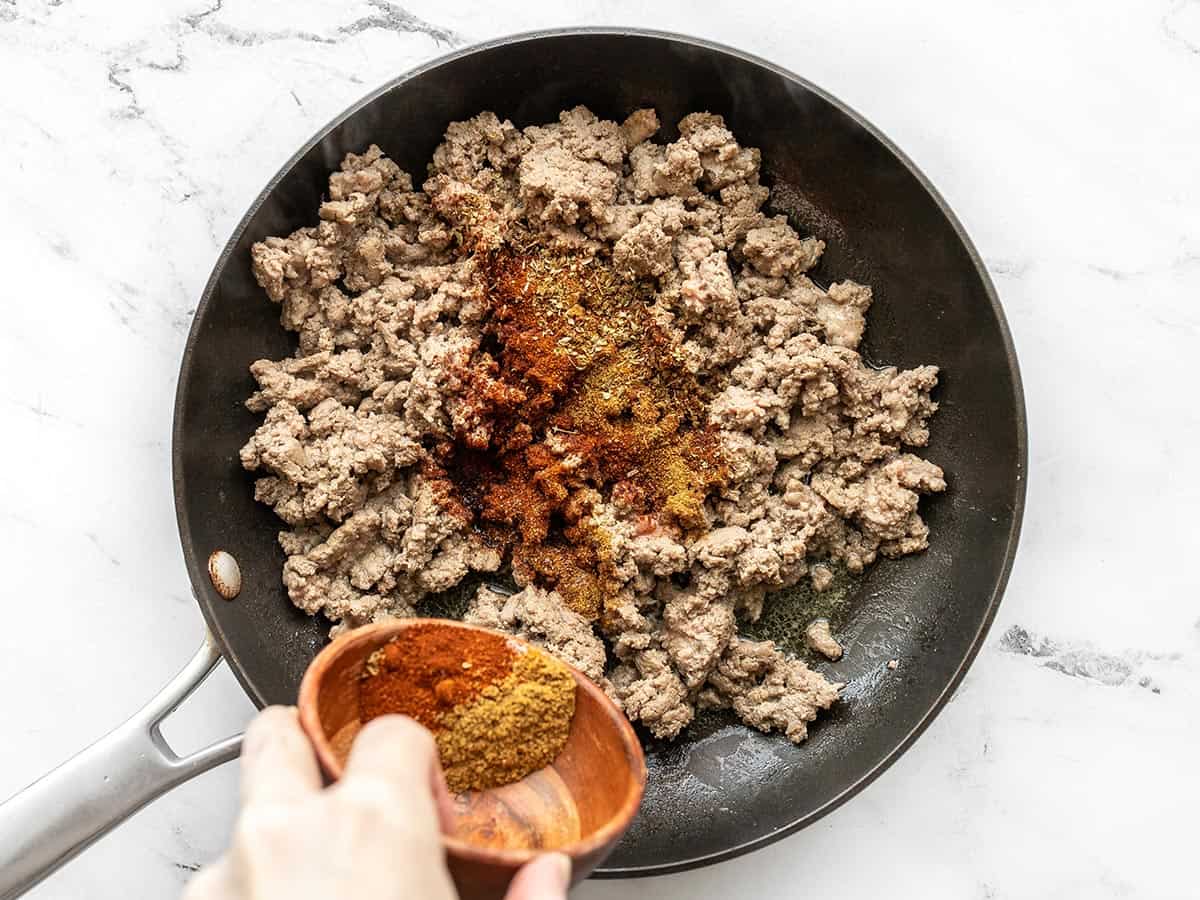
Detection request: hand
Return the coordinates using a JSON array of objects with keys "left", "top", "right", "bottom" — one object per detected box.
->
[{"left": 184, "top": 707, "right": 571, "bottom": 900}]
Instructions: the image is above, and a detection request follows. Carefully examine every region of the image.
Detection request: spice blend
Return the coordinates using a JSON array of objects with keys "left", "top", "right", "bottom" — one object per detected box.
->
[
  {"left": 432, "top": 246, "right": 727, "bottom": 620},
  {"left": 359, "top": 624, "right": 576, "bottom": 793}
]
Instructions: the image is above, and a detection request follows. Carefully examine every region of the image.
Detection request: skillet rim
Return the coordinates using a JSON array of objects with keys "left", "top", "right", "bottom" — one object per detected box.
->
[{"left": 172, "top": 25, "right": 1028, "bottom": 877}]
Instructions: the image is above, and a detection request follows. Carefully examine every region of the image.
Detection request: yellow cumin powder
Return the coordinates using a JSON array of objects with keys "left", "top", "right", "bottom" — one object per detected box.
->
[{"left": 435, "top": 646, "right": 576, "bottom": 793}]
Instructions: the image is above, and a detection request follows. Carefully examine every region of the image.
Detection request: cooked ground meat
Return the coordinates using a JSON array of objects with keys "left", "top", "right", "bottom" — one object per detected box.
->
[
  {"left": 804, "top": 618, "right": 843, "bottom": 661},
  {"left": 242, "top": 106, "right": 945, "bottom": 743}
]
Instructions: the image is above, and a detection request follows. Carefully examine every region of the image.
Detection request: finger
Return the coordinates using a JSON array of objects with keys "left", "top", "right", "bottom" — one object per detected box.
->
[
  {"left": 343, "top": 714, "right": 438, "bottom": 794},
  {"left": 503, "top": 853, "right": 572, "bottom": 900},
  {"left": 180, "top": 857, "right": 238, "bottom": 900},
  {"left": 341, "top": 715, "right": 444, "bottom": 828},
  {"left": 240, "top": 706, "right": 322, "bottom": 807},
  {"left": 333, "top": 717, "right": 457, "bottom": 900}
]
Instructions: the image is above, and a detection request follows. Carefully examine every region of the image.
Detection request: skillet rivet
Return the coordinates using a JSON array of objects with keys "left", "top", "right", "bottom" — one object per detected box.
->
[{"left": 208, "top": 550, "right": 242, "bottom": 600}]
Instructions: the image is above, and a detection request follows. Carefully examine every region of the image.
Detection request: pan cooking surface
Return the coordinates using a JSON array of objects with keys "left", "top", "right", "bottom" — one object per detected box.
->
[{"left": 174, "top": 29, "right": 1025, "bottom": 876}]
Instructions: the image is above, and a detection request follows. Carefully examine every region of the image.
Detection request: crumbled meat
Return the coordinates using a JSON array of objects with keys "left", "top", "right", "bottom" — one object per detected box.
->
[
  {"left": 464, "top": 585, "right": 607, "bottom": 683},
  {"left": 612, "top": 205, "right": 677, "bottom": 277},
  {"left": 608, "top": 645, "right": 694, "bottom": 739},
  {"left": 242, "top": 107, "right": 946, "bottom": 746},
  {"left": 661, "top": 585, "right": 736, "bottom": 690},
  {"left": 702, "top": 638, "right": 841, "bottom": 742},
  {"left": 742, "top": 217, "right": 824, "bottom": 277},
  {"left": 240, "top": 401, "right": 422, "bottom": 526},
  {"left": 818, "top": 281, "right": 872, "bottom": 349},
  {"left": 430, "top": 111, "right": 530, "bottom": 181},
  {"left": 677, "top": 112, "right": 762, "bottom": 190},
  {"left": 619, "top": 108, "right": 660, "bottom": 150},
  {"left": 804, "top": 619, "right": 843, "bottom": 660},
  {"left": 518, "top": 106, "right": 623, "bottom": 227},
  {"left": 810, "top": 564, "right": 834, "bottom": 592}
]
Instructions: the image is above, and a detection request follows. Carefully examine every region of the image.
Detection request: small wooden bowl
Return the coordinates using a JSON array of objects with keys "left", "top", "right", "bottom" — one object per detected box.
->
[{"left": 297, "top": 619, "right": 646, "bottom": 900}]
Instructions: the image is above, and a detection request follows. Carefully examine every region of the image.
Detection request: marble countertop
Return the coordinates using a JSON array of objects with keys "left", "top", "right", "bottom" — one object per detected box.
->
[{"left": 2, "top": 1, "right": 1197, "bottom": 897}]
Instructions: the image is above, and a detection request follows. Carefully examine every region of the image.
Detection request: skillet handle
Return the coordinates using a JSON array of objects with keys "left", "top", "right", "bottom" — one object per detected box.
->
[{"left": 0, "top": 634, "right": 243, "bottom": 900}]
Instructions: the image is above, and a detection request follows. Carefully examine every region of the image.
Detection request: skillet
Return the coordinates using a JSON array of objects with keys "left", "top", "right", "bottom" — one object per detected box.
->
[{"left": 0, "top": 28, "right": 1026, "bottom": 896}]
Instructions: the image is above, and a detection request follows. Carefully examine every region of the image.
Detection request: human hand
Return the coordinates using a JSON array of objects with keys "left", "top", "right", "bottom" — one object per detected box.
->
[{"left": 184, "top": 706, "right": 571, "bottom": 900}]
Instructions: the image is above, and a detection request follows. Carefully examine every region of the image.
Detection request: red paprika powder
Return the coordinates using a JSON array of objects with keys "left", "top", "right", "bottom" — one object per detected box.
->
[{"left": 358, "top": 624, "right": 515, "bottom": 730}]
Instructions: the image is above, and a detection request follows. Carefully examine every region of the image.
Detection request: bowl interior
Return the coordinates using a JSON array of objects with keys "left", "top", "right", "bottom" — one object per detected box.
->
[{"left": 299, "top": 620, "right": 646, "bottom": 861}]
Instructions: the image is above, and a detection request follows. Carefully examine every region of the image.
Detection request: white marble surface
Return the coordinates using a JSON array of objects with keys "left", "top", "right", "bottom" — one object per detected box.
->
[{"left": 1, "top": 0, "right": 1197, "bottom": 897}]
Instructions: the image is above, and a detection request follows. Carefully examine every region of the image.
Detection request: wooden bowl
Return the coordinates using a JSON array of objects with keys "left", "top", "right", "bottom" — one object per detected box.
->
[{"left": 297, "top": 619, "right": 646, "bottom": 899}]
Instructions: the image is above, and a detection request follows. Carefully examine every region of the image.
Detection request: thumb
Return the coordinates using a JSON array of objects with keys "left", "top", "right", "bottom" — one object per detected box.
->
[{"left": 503, "top": 853, "right": 572, "bottom": 900}]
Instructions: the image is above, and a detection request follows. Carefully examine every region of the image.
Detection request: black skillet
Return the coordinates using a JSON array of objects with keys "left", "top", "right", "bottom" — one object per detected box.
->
[{"left": 0, "top": 28, "right": 1025, "bottom": 895}]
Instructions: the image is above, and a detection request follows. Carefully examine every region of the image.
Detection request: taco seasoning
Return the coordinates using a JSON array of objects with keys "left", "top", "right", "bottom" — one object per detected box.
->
[{"left": 357, "top": 623, "right": 576, "bottom": 793}]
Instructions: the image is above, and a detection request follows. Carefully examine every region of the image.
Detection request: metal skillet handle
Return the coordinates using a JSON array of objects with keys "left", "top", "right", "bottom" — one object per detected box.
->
[{"left": 0, "top": 634, "right": 243, "bottom": 900}]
